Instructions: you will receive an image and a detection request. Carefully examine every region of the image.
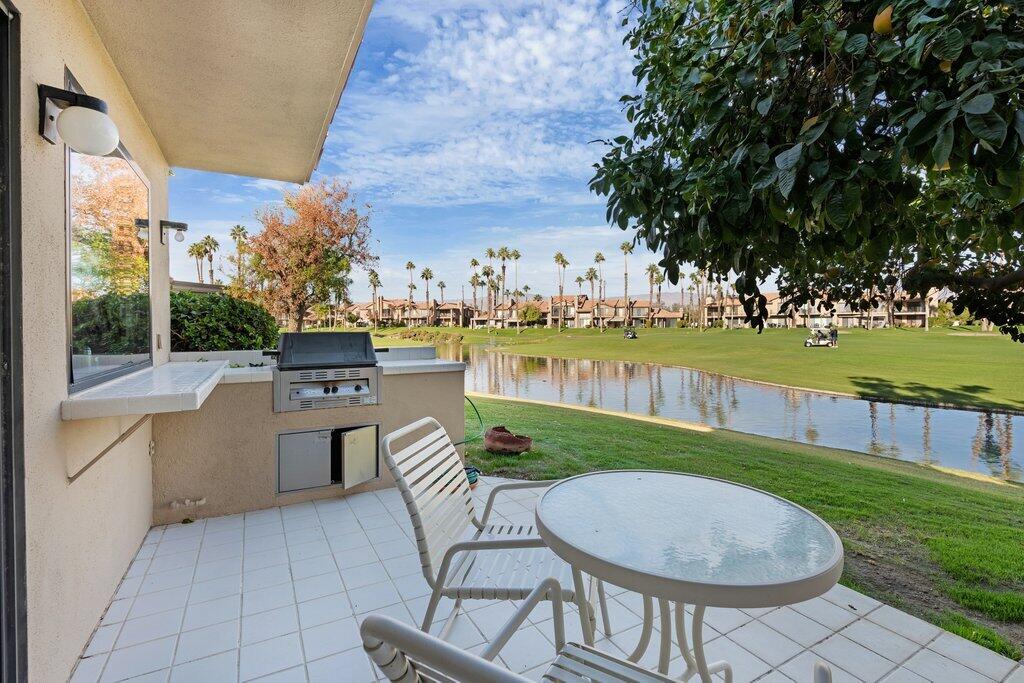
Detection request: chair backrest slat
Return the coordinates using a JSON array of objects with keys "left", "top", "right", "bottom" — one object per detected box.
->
[{"left": 382, "top": 418, "right": 476, "bottom": 583}]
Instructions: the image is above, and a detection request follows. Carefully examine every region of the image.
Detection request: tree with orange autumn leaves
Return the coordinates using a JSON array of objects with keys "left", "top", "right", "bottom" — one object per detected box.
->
[
  {"left": 248, "top": 179, "right": 375, "bottom": 332},
  {"left": 70, "top": 154, "right": 149, "bottom": 299}
]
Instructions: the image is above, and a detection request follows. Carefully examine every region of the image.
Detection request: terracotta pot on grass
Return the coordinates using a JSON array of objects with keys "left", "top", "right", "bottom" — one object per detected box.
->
[{"left": 483, "top": 426, "right": 533, "bottom": 454}]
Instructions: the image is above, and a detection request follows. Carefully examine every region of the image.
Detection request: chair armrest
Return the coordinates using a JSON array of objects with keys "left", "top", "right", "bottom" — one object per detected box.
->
[
  {"left": 362, "top": 614, "right": 525, "bottom": 683},
  {"left": 433, "top": 537, "right": 547, "bottom": 589},
  {"left": 476, "top": 480, "right": 560, "bottom": 528},
  {"left": 481, "top": 578, "right": 565, "bottom": 661}
]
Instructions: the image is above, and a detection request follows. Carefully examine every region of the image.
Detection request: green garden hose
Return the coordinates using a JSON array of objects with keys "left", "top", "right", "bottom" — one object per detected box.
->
[{"left": 455, "top": 394, "right": 485, "bottom": 446}]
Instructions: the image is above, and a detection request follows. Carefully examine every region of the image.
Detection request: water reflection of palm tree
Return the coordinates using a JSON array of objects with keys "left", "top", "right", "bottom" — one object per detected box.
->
[
  {"left": 646, "top": 364, "right": 655, "bottom": 416},
  {"left": 922, "top": 408, "right": 933, "bottom": 464},
  {"left": 654, "top": 365, "right": 665, "bottom": 414},
  {"left": 804, "top": 397, "right": 819, "bottom": 444},
  {"left": 622, "top": 361, "right": 631, "bottom": 413},
  {"left": 996, "top": 415, "right": 1015, "bottom": 479},
  {"left": 782, "top": 388, "right": 801, "bottom": 441},
  {"left": 868, "top": 402, "right": 881, "bottom": 456},
  {"left": 972, "top": 412, "right": 1020, "bottom": 479}
]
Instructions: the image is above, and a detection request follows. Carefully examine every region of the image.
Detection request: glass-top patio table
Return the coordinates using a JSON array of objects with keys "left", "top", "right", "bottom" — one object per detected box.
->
[{"left": 535, "top": 470, "right": 844, "bottom": 682}]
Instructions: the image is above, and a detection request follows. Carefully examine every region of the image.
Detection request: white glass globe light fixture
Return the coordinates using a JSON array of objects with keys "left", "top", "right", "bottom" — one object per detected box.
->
[
  {"left": 38, "top": 85, "right": 120, "bottom": 156},
  {"left": 55, "top": 105, "right": 119, "bottom": 156}
]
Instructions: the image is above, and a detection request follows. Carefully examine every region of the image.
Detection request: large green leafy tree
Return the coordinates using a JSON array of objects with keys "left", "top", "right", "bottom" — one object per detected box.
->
[{"left": 592, "top": 0, "right": 1024, "bottom": 339}]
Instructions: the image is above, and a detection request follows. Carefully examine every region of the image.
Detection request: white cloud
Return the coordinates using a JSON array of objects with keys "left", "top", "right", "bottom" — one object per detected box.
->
[{"left": 323, "top": 0, "right": 635, "bottom": 207}]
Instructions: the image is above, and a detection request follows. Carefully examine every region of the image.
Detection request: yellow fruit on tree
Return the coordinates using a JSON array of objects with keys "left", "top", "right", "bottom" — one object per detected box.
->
[
  {"left": 939, "top": 60, "right": 952, "bottom": 73},
  {"left": 873, "top": 5, "right": 893, "bottom": 35}
]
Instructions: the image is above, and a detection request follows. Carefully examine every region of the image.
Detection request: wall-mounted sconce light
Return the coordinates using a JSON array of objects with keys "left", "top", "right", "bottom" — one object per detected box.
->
[
  {"left": 134, "top": 219, "right": 189, "bottom": 245},
  {"left": 162, "top": 221, "right": 188, "bottom": 244},
  {"left": 38, "top": 84, "right": 119, "bottom": 156}
]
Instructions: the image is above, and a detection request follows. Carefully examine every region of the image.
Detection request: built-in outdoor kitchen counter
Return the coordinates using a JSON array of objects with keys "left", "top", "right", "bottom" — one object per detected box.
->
[{"left": 147, "top": 337, "right": 465, "bottom": 525}]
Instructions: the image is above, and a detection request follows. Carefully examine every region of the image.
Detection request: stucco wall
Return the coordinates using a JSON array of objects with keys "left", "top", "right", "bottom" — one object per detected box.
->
[
  {"left": 19, "top": 0, "right": 171, "bottom": 679},
  {"left": 152, "top": 372, "right": 466, "bottom": 525}
]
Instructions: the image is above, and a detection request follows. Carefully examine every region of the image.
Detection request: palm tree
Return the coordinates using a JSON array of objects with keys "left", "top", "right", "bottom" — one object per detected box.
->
[
  {"left": 497, "top": 247, "right": 510, "bottom": 308},
  {"left": 646, "top": 264, "right": 659, "bottom": 322},
  {"left": 437, "top": 280, "right": 446, "bottom": 304},
  {"left": 620, "top": 241, "right": 634, "bottom": 325},
  {"left": 511, "top": 249, "right": 521, "bottom": 293},
  {"left": 420, "top": 267, "right": 433, "bottom": 304},
  {"left": 655, "top": 272, "right": 665, "bottom": 308},
  {"left": 584, "top": 267, "right": 598, "bottom": 302},
  {"left": 187, "top": 242, "right": 205, "bottom": 283},
  {"left": 469, "top": 273, "right": 482, "bottom": 311},
  {"left": 481, "top": 265, "right": 495, "bottom": 317},
  {"left": 201, "top": 235, "right": 220, "bottom": 285},
  {"left": 367, "top": 269, "right": 381, "bottom": 329},
  {"left": 407, "top": 282, "right": 417, "bottom": 323},
  {"left": 405, "top": 261, "right": 415, "bottom": 316},
  {"left": 594, "top": 252, "right": 606, "bottom": 330},
  {"left": 485, "top": 248, "right": 496, "bottom": 280},
  {"left": 554, "top": 252, "right": 569, "bottom": 329},
  {"left": 229, "top": 224, "right": 247, "bottom": 281},
  {"left": 575, "top": 275, "right": 585, "bottom": 295},
  {"left": 469, "top": 258, "right": 480, "bottom": 308}
]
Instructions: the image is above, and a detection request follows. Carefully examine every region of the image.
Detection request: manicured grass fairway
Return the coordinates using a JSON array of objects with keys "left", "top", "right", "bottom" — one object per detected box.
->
[
  {"left": 464, "top": 396, "right": 1024, "bottom": 658},
  {"left": 383, "top": 325, "right": 1024, "bottom": 412}
]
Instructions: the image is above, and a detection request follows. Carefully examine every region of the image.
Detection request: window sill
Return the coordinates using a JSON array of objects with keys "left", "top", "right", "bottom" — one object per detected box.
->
[{"left": 60, "top": 361, "right": 227, "bottom": 420}]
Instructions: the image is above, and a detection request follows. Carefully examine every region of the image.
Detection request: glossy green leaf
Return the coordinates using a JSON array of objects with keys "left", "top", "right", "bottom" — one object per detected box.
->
[
  {"left": 844, "top": 34, "right": 869, "bottom": 56},
  {"left": 932, "top": 125, "right": 954, "bottom": 167},
  {"left": 931, "top": 29, "right": 965, "bottom": 61},
  {"left": 963, "top": 93, "right": 994, "bottom": 115},
  {"left": 966, "top": 112, "right": 1008, "bottom": 146},
  {"left": 775, "top": 143, "right": 804, "bottom": 170}
]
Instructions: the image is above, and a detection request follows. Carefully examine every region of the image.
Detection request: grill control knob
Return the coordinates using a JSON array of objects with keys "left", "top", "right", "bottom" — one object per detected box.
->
[
  {"left": 353, "top": 384, "right": 362, "bottom": 392},
  {"left": 331, "top": 386, "right": 339, "bottom": 394},
  {"left": 322, "top": 386, "right": 331, "bottom": 395}
]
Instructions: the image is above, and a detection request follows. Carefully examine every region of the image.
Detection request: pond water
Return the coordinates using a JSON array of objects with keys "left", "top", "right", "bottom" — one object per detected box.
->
[{"left": 445, "top": 344, "right": 1023, "bottom": 482}]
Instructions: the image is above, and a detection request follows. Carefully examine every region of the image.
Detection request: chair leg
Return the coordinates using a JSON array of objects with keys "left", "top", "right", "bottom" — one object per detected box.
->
[
  {"left": 438, "top": 598, "right": 463, "bottom": 641},
  {"left": 597, "top": 580, "right": 612, "bottom": 636},
  {"left": 420, "top": 587, "right": 443, "bottom": 633}
]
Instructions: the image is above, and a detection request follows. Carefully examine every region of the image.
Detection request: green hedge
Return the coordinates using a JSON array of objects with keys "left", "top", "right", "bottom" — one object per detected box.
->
[{"left": 170, "top": 291, "right": 279, "bottom": 352}]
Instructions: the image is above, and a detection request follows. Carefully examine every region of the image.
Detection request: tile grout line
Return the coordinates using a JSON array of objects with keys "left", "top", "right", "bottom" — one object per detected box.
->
[
  {"left": 164, "top": 520, "right": 206, "bottom": 681},
  {"left": 90, "top": 529, "right": 167, "bottom": 683}
]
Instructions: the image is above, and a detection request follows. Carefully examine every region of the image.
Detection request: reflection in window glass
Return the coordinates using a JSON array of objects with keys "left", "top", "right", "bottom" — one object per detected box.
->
[{"left": 69, "top": 151, "right": 151, "bottom": 388}]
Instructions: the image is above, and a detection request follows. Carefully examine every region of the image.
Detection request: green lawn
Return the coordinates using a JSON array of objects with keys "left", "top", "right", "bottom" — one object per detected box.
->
[
  {"left": 464, "top": 396, "right": 1024, "bottom": 658},
  {"left": 381, "top": 325, "right": 1024, "bottom": 412}
]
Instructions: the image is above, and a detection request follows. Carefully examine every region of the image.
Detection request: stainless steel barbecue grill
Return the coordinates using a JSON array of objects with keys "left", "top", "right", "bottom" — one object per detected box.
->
[{"left": 271, "top": 332, "right": 382, "bottom": 413}]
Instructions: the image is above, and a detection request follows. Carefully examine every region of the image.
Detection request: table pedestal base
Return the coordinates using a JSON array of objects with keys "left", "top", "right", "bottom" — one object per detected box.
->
[{"left": 623, "top": 596, "right": 732, "bottom": 683}]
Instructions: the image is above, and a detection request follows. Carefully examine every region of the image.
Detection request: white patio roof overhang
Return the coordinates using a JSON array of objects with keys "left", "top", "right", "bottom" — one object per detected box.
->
[{"left": 78, "top": 0, "right": 373, "bottom": 183}]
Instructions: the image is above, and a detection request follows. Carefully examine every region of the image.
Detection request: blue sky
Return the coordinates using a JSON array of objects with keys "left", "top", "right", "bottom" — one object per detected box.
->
[{"left": 168, "top": 0, "right": 681, "bottom": 303}]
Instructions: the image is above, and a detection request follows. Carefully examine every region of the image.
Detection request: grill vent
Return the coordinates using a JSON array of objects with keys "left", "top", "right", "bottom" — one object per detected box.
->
[
  {"left": 296, "top": 368, "right": 362, "bottom": 382},
  {"left": 299, "top": 400, "right": 314, "bottom": 409}
]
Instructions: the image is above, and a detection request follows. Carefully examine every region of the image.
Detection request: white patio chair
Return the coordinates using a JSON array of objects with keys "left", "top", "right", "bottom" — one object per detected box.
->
[
  {"left": 381, "top": 417, "right": 610, "bottom": 642},
  {"left": 362, "top": 577, "right": 836, "bottom": 683}
]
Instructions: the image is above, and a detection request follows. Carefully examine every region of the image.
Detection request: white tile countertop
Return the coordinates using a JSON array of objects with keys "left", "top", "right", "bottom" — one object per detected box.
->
[
  {"left": 219, "top": 359, "right": 466, "bottom": 384},
  {"left": 61, "top": 356, "right": 466, "bottom": 419},
  {"left": 61, "top": 362, "right": 228, "bottom": 421}
]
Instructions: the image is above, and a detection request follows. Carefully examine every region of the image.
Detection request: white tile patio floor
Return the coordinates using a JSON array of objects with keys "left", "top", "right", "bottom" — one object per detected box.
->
[{"left": 71, "top": 476, "right": 1022, "bottom": 683}]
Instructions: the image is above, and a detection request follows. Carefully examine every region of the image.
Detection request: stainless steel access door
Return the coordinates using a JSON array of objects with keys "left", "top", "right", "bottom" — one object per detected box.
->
[{"left": 278, "top": 429, "right": 332, "bottom": 493}]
